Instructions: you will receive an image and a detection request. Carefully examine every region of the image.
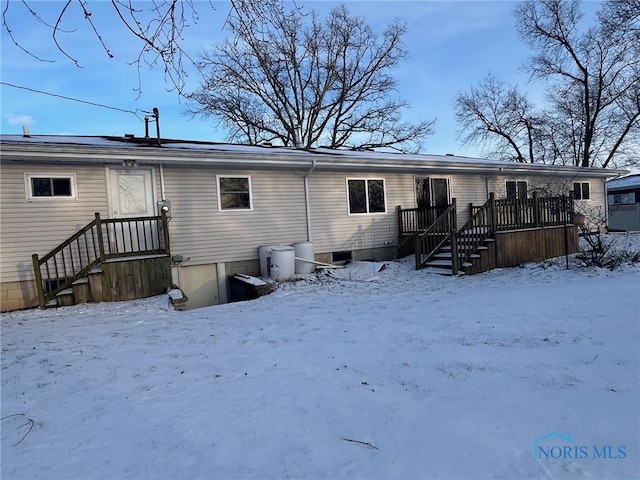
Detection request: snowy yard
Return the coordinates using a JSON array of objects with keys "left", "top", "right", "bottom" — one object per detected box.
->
[{"left": 2, "top": 234, "right": 639, "bottom": 480}]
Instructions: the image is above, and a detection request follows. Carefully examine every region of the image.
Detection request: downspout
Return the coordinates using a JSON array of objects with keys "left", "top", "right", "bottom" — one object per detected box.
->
[
  {"left": 304, "top": 160, "right": 317, "bottom": 241},
  {"left": 159, "top": 163, "right": 167, "bottom": 201}
]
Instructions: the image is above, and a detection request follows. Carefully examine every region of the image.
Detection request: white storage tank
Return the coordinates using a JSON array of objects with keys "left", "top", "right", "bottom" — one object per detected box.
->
[
  {"left": 270, "top": 246, "right": 295, "bottom": 281},
  {"left": 294, "top": 241, "right": 315, "bottom": 274}
]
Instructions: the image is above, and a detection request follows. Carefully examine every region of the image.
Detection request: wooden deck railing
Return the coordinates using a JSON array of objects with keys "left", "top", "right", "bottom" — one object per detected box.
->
[
  {"left": 415, "top": 199, "right": 457, "bottom": 270},
  {"left": 494, "top": 193, "right": 573, "bottom": 231},
  {"left": 400, "top": 192, "right": 575, "bottom": 274},
  {"left": 32, "top": 212, "right": 170, "bottom": 307},
  {"left": 397, "top": 205, "right": 449, "bottom": 235}
]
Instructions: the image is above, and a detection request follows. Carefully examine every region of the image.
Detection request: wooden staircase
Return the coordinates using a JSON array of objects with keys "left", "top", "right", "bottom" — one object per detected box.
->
[
  {"left": 401, "top": 191, "right": 576, "bottom": 276},
  {"left": 33, "top": 212, "right": 171, "bottom": 308}
]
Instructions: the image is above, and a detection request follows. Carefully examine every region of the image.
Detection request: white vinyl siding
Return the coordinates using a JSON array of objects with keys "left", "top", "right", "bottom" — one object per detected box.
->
[
  {"left": 448, "top": 174, "right": 490, "bottom": 228},
  {"left": 309, "top": 172, "right": 413, "bottom": 253},
  {"left": 1, "top": 164, "right": 109, "bottom": 282},
  {"left": 163, "top": 168, "right": 307, "bottom": 264}
]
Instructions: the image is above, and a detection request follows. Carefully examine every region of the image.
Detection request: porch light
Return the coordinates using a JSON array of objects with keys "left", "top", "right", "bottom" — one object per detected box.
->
[{"left": 122, "top": 159, "right": 136, "bottom": 168}]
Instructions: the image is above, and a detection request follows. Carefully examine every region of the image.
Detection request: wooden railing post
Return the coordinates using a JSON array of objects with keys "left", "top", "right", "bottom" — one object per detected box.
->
[
  {"left": 95, "top": 212, "right": 106, "bottom": 261},
  {"left": 32, "top": 254, "right": 45, "bottom": 307},
  {"left": 450, "top": 229, "right": 459, "bottom": 275},
  {"left": 489, "top": 192, "right": 497, "bottom": 233},
  {"left": 533, "top": 191, "right": 540, "bottom": 227},
  {"left": 415, "top": 235, "right": 421, "bottom": 270},
  {"left": 451, "top": 198, "right": 457, "bottom": 231},
  {"left": 397, "top": 205, "right": 403, "bottom": 236},
  {"left": 569, "top": 190, "right": 575, "bottom": 224},
  {"left": 161, "top": 210, "right": 171, "bottom": 254}
]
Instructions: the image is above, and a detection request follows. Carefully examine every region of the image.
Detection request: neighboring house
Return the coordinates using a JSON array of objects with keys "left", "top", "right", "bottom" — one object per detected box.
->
[
  {"left": 0, "top": 134, "right": 623, "bottom": 311},
  {"left": 607, "top": 174, "right": 640, "bottom": 232}
]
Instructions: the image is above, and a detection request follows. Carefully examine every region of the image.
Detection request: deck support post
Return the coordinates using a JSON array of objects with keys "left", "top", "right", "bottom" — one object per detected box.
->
[
  {"left": 489, "top": 192, "right": 497, "bottom": 234},
  {"left": 32, "top": 254, "right": 45, "bottom": 307},
  {"left": 450, "top": 229, "right": 459, "bottom": 275},
  {"left": 95, "top": 212, "right": 106, "bottom": 261}
]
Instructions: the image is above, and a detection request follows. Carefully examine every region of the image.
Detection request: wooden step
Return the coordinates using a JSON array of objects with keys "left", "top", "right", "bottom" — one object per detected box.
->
[
  {"left": 72, "top": 278, "right": 90, "bottom": 304},
  {"left": 88, "top": 267, "right": 104, "bottom": 302},
  {"left": 56, "top": 288, "right": 75, "bottom": 307}
]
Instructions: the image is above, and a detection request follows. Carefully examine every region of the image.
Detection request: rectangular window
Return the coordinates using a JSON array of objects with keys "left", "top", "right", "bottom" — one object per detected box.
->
[
  {"left": 573, "top": 182, "right": 590, "bottom": 200},
  {"left": 506, "top": 181, "right": 527, "bottom": 199},
  {"left": 25, "top": 174, "right": 76, "bottom": 200},
  {"left": 217, "top": 176, "right": 252, "bottom": 210},
  {"left": 347, "top": 179, "right": 386, "bottom": 214}
]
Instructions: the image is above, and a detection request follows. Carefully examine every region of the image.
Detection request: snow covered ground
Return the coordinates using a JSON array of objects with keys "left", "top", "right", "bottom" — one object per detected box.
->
[{"left": 2, "top": 233, "right": 639, "bottom": 480}]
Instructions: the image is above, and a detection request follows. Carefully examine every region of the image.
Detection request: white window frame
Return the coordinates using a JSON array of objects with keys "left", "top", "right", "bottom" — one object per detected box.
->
[
  {"left": 217, "top": 175, "right": 253, "bottom": 211},
  {"left": 25, "top": 173, "right": 77, "bottom": 201},
  {"left": 573, "top": 182, "right": 591, "bottom": 201},
  {"left": 505, "top": 180, "right": 528, "bottom": 200},
  {"left": 346, "top": 178, "right": 387, "bottom": 215}
]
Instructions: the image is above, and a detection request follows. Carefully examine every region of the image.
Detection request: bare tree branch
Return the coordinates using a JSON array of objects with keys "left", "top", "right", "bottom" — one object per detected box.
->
[
  {"left": 456, "top": 0, "right": 639, "bottom": 169},
  {"left": 188, "top": 1, "right": 433, "bottom": 152}
]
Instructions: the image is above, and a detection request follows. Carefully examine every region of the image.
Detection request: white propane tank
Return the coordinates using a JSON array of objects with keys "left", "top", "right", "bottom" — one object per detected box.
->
[
  {"left": 293, "top": 241, "right": 315, "bottom": 274},
  {"left": 269, "top": 246, "right": 295, "bottom": 281}
]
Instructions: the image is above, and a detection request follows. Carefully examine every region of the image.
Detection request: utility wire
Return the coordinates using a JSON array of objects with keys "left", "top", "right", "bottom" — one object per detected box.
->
[{"left": 1, "top": 81, "right": 145, "bottom": 120}]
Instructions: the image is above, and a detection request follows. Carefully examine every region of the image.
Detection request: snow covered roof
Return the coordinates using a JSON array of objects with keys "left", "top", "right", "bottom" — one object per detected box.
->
[
  {"left": 607, "top": 174, "right": 640, "bottom": 191},
  {"left": 0, "top": 134, "right": 625, "bottom": 177}
]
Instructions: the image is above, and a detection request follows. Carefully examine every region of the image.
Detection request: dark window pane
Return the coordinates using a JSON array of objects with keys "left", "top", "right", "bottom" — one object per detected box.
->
[
  {"left": 348, "top": 180, "right": 367, "bottom": 213},
  {"left": 31, "top": 178, "right": 52, "bottom": 196},
  {"left": 368, "top": 180, "right": 385, "bottom": 212},
  {"left": 52, "top": 178, "right": 72, "bottom": 196},
  {"left": 573, "top": 183, "right": 582, "bottom": 200},
  {"left": 220, "top": 177, "right": 249, "bottom": 193},
  {"left": 506, "top": 181, "right": 516, "bottom": 200},
  {"left": 415, "top": 178, "right": 430, "bottom": 209},
  {"left": 221, "top": 193, "right": 250, "bottom": 209},
  {"left": 219, "top": 177, "right": 251, "bottom": 209},
  {"left": 581, "top": 183, "right": 590, "bottom": 200},
  {"left": 431, "top": 179, "right": 449, "bottom": 207},
  {"left": 517, "top": 181, "right": 527, "bottom": 199}
]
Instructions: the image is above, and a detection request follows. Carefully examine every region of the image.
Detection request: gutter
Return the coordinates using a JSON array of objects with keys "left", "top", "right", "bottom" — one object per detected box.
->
[{"left": 1, "top": 143, "right": 627, "bottom": 178}]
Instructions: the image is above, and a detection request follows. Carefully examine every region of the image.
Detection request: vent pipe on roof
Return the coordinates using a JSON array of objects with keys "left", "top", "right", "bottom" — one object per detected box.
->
[
  {"left": 294, "top": 125, "right": 304, "bottom": 149},
  {"left": 22, "top": 125, "right": 30, "bottom": 137},
  {"left": 144, "top": 108, "right": 161, "bottom": 147}
]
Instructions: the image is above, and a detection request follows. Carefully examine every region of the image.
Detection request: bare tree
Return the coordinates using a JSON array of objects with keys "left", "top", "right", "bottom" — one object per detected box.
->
[
  {"left": 454, "top": 74, "right": 540, "bottom": 163},
  {"left": 455, "top": 0, "right": 640, "bottom": 168},
  {"left": 188, "top": 0, "right": 434, "bottom": 151},
  {"left": 1, "top": 0, "right": 209, "bottom": 96}
]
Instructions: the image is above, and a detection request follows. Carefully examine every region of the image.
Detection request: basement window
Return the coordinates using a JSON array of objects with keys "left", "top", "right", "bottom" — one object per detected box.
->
[
  {"left": 573, "top": 182, "right": 590, "bottom": 200},
  {"left": 347, "top": 179, "right": 386, "bottom": 214},
  {"left": 26, "top": 174, "right": 76, "bottom": 200},
  {"left": 506, "top": 180, "right": 528, "bottom": 200},
  {"left": 217, "top": 175, "right": 253, "bottom": 211}
]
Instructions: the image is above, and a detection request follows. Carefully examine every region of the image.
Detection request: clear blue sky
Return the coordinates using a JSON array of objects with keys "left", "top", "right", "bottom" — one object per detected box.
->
[{"left": 0, "top": 1, "right": 601, "bottom": 157}]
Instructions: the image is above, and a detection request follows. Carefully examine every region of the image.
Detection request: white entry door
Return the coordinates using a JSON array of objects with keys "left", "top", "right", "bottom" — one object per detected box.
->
[
  {"left": 107, "top": 168, "right": 157, "bottom": 254},
  {"left": 109, "top": 168, "right": 155, "bottom": 218}
]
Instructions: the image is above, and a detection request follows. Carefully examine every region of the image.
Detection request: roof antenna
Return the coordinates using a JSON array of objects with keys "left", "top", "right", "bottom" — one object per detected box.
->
[{"left": 145, "top": 108, "right": 161, "bottom": 147}]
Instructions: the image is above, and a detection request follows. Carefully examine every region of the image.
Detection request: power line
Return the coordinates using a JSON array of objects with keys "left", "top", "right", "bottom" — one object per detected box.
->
[{"left": 0, "top": 81, "right": 146, "bottom": 120}]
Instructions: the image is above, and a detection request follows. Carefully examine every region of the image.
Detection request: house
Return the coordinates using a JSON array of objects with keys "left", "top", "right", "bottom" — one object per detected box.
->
[
  {"left": 0, "top": 134, "right": 624, "bottom": 311},
  {"left": 607, "top": 174, "right": 640, "bottom": 232}
]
